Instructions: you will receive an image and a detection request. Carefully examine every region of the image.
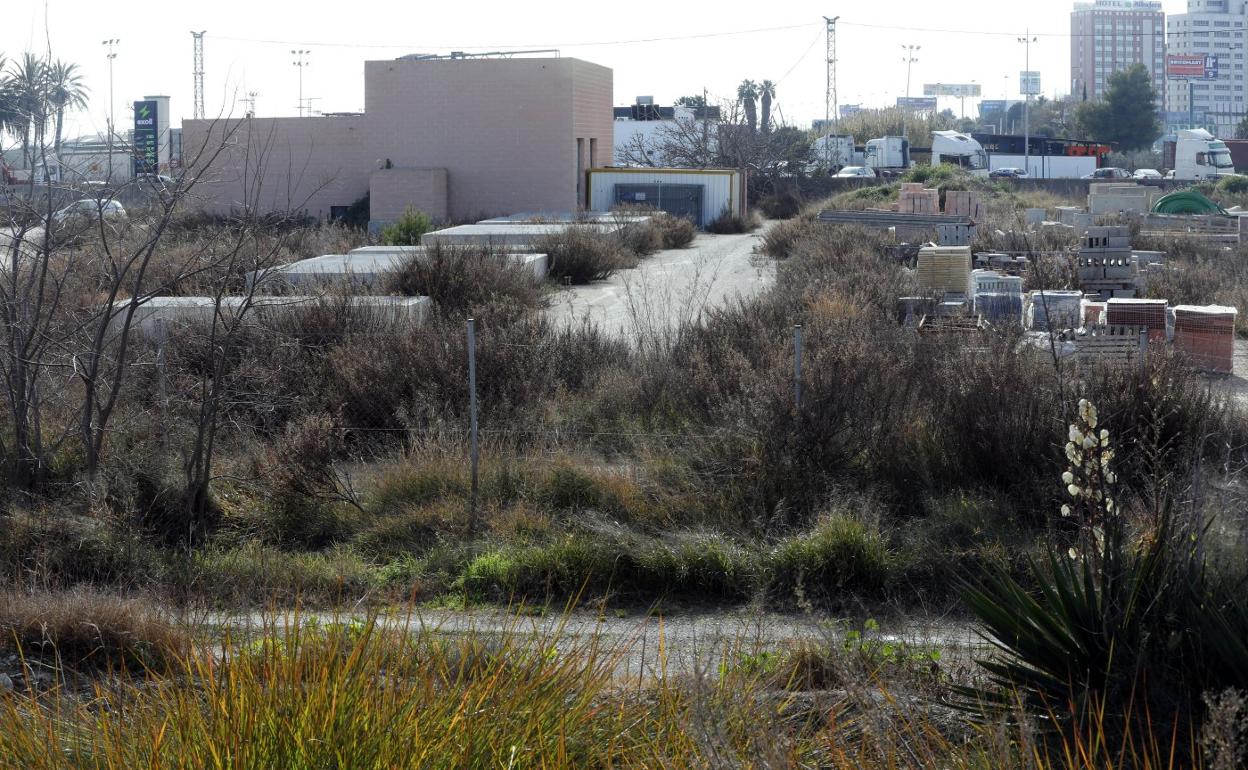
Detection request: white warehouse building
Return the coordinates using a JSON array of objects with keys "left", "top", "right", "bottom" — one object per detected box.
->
[{"left": 585, "top": 167, "right": 747, "bottom": 229}]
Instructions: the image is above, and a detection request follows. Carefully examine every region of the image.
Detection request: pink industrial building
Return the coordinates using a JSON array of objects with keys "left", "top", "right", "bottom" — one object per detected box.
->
[{"left": 182, "top": 56, "right": 613, "bottom": 225}]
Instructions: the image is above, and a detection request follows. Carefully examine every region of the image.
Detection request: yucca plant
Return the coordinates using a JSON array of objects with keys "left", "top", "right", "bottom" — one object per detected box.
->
[{"left": 958, "top": 400, "right": 1227, "bottom": 750}]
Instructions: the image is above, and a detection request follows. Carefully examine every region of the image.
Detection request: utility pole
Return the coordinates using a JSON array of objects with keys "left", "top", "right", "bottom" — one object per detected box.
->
[
  {"left": 191, "top": 31, "right": 206, "bottom": 120},
  {"left": 901, "top": 44, "right": 920, "bottom": 138},
  {"left": 291, "top": 49, "right": 310, "bottom": 117},
  {"left": 102, "top": 38, "right": 119, "bottom": 179},
  {"left": 1018, "top": 31, "right": 1038, "bottom": 176},
  {"left": 824, "top": 15, "right": 839, "bottom": 162}
]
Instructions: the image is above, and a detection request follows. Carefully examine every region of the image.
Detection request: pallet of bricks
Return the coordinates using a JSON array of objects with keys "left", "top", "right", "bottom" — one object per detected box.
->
[
  {"left": 898, "top": 183, "right": 940, "bottom": 215},
  {"left": 1075, "top": 325, "right": 1145, "bottom": 368},
  {"left": 1173, "top": 305, "right": 1237, "bottom": 374},
  {"left": 916, "top": 244, "right": 971, "bottom": 299},
  {"left": 1106, "top": 298, "right": 1167, "bottom": 343},
  {"left": 1078, "top": 226, "right": 1138, "bottom": 300},
  {"left": 944, "top": 190, "right": 985, "bottom": 220}
]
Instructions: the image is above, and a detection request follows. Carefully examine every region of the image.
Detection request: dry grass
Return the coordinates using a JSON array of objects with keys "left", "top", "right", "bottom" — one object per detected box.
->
[
  {"left": 0, "top": 589, "right": 190, "bottom": 672},
  {"left": 0, "top": 608, "right": 1211, "bottom": 768}
]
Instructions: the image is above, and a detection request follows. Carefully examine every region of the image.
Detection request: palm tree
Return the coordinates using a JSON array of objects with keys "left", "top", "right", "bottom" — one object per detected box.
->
[
  {"left": 47, "top": 59, "right": 89, "bottom": 160},
  {"left": 759, "top": 80, "right": 776, "bottom": 134},
  {"left": 8, "top": 54, "right": 48, "bottom": 169},
  {"left": 0, "top": 54, "right": 20, "bottom": 144},
  {"left": 737, "top": 79, "right": 758, "bottom": 134}
]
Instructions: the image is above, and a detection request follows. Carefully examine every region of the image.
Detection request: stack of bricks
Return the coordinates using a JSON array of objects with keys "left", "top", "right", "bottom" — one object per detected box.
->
[
  {"left": 1106, "top": 298, "right": 1167, "bottom": 343},
  {"left": 944, "top": 190, "right": 985, "bottom": 220},
  {"left": 1173, "top": 305, "right": 1237, "bottom": 374},
  {"left": 1078, "top": 226, "right": 1138, "bottom": 300},
  {"left": 899, "top": 183, "right": 940, "bottom": 215},
  {"left": 916, "top": 245, "right": 972, "bottom": 298}
]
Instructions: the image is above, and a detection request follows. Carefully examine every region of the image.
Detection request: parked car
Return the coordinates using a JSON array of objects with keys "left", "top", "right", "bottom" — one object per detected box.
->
[
  {"left": 136, "top": 173, "right": 176, "bottom": 187},
  {"left": 51, "top": 198, "right": 128, "bottom": 228},
  {"left": 1132, "top": 168, "right": 1163, "bottom": 180},
  {"left": 834, "top": 166, "right": 876, "bottom": 178},
  {"left": 1082, "top": 167, "right": 1131, "bottom": 180},
  {"left": 989, "top": 167, "right": 1028, "bottom": 179},
  {"left": 1164, "top": 170, "right": 1177, "bottom": 180}
]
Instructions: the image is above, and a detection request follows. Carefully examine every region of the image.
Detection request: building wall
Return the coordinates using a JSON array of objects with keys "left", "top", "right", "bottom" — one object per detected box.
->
[
  {"left": 369, "top": 168, "right": 448, "bottom": 223},
  {"left": 183, "top": 116, "right": 372, "bottom": 218},
  {"left": 1070, "top": 1, "right": 1164, "bottom": 106},
  {"left": 1165, "top": 1, "right": 1248, "bottom": 137},
  {"left": 586, "top": 168, "right": 743, "bottom": 228},
  {"left": 184, "top": 57, "right": 612, "bottom": 221}
]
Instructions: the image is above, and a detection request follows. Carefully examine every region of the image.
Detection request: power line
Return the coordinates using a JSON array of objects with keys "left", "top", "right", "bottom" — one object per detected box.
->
[{"left": 212, "top": 22, "right": 820, "bottom": 52}]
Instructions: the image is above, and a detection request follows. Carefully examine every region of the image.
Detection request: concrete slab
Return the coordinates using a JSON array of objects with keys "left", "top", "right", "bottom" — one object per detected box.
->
[
  {"left": 253, "top": 247, "right": 548, "bottom": 290},
  {"left": 476, "top": 212, "right": 651, "bottom": 225},
  {"left": 422, "top": 222, "right": 625, "bottom": 248},
  {"left": 109, "top": 295, "right": 430, "bottom": 338}
]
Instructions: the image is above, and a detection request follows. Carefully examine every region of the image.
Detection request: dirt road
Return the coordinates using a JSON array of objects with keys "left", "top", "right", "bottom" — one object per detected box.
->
[{"left": 545, "top": 226, "right": 776, "bottom": 340}]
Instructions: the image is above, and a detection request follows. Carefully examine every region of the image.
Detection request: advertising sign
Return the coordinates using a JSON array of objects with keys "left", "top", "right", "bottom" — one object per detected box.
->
[
  {"left": 923, "top": 83, "right": 982, "bottom": 98},
  {"left": 1020, "top": 71, "right": 1042, "bottom": 96},
  {"left": 979, "top": 99, "right": 1008, "bottom": 115},
  {"left": 896, "top": 97, "right": 938, "bottom": 111},
  {"left": 839, "top": 104, "right": 862, "bottom": 117},
  {"left": 132, "top": 99, "right": 159, "bottom": 175},
  {"left": 1167, "top": 54, "right": 1218, "bottom": 80}
]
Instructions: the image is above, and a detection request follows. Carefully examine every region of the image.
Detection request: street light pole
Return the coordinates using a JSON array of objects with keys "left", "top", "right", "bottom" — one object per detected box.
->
[
  {"left": 291, "top": 49, "right": 309, "bottom": 117},
  {"left": 901, "top": 44, "right": 920, "bottom": 138},
  {"left": 102, "top": 38, "right": 119, "bottom": 180},
  {"left": 102, "top": 39, "right": 119, "bottom": 140},
  {"left": 1018, "top": 31, "right": 1038, "bottom": 176}
]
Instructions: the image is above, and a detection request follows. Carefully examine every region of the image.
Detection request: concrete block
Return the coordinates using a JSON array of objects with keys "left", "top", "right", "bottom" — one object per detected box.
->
[{"left": 109, "top": 295, "right": 431, "bottom": 339}]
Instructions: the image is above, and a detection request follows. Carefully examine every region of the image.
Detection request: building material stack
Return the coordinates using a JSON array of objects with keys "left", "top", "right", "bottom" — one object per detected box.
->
[
  {"left": 1088, "top": 183, "right": 1158, "bottom": 216},
  {"left": 1106, "top": 298, "right": 1167, "bottom": 343},
  {"left": 916, "top": 245, "right": 971, "bottom": 300},
  {"left": 1078, "top": 226, "right": 1137, "bottom": 300},
  {"left": 1075, "top": 325, "right": 1145, "bottom": 369},
  {"left": 899, "top": 183, "right": 941, "bottom": 215},
  {"left": 1173, "top": 305, "right": 1237, "bottom": 374},
  {"left": 1027, "top": 290, "right": 1084, "bottom": 332},
  {"left": 944, "top": 191, "right": 985, "bottom": 220},
  {"left": 970, "top": 269, "right": 1024, "bottom": 323}
]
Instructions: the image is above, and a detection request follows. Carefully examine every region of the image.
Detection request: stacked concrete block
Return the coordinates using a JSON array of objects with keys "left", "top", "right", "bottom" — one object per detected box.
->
[
  {"left": 937, "top": 222, "right": 975, "bottom": 247},
  {"left": 1079, "top": 226, "right": 1138, "bottom": 300},
  {"left": 1087, "top": 183, "right": 1158, "bottom": 216},
  {"left": 970, "top": 269, "right": 1025, "bottom": 323},
  {"left": 1024, "top": 208, "right": 1047, "bottom": 226},
  {"left": 899, "top": 183, "right": 941, "bottom": 215},
  {"left": 916, "top": 245, "right": 972, "bottom": 297},
  {"left": 945, "top": 191, "right": 986, "bottom": 220},
  {"left": 1027, "top": 290, "right": 1084, "bottom": 332}
]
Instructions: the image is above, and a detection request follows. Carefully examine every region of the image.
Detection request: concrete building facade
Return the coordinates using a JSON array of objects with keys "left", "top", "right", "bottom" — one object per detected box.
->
[
  {"left": 1165, "top": 1, "right": 1248, "bottom": 137},
  {"left": 183, "top": 57, "right": 613, "bottom": 225},
  {"left": 1070, "top": 1, "right": 1165, "bottom": 106}
]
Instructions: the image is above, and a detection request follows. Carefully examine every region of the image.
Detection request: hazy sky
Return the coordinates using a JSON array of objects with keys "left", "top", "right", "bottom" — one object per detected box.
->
[{"left": 1, "top": 0, "right": 1191, "bottom": 138}]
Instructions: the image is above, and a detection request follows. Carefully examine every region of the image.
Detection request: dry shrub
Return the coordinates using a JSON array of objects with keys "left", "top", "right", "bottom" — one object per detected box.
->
[
  {"left": 381, "top": 243, "right": 545, "bottom": 319},
  {"left": 757, "top": 190, "right": 803, "bottom": 220},
  {"left": 0, "top": 589, "right": 189, "bottom": 671},
  {"left": 759, "top": 216, "right": 820, "bottom": 258},
  {"left": 616, "top": 220, "right": 664, "bottom": 257},
  {"left": 706, "top": 209, "right": 761, "bottom": 234},
  {"left": 652, "top": 212, "right": 697, "bottom": 248},
  {"left": 539, "top": 227, "right": 636, "bottom": 283}
]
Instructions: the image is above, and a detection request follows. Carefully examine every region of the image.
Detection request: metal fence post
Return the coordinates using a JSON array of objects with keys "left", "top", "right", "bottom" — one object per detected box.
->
[
  {"left": 794, "top": 324, "right": 803, "bottom": 410},
  {"left": 467, "top": 318, "right": 480, "bottom": 532},
  {"left": 1138, "top": 328, "right": 1147, "bottom": 378}
]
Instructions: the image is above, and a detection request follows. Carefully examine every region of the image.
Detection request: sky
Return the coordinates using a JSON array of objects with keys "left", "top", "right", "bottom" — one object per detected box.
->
[{"left": 0, "top": 0, "right": 1192, "bottom": 139}]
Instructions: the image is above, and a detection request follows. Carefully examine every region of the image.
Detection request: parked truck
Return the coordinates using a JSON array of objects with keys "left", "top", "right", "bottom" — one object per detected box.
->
[
  {"left": 1161, "top": 129, "right": 1236, "bottom": 181},
  {"left": 929, "top": 130, "right": 989, "bottom": 173},
  {"left": 864, "top": 136, "right": 911, "bottom": 176},
  {"left": 811, "top": 134, "right": 863, "bottom": 172}
]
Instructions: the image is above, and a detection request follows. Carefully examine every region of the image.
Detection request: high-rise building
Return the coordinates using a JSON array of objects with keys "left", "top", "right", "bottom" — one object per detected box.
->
[
  {"left": 1165, "top": 1, "right": 1248, "bottom": 137},
  {"left": 1070, "top": 1, "right": 1165, "bottom": 107}
]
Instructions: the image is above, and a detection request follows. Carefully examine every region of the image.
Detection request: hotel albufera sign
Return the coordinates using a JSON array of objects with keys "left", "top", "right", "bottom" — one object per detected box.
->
[{"left": 133, "top": 100, "right": 159, "bottom": 175}]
